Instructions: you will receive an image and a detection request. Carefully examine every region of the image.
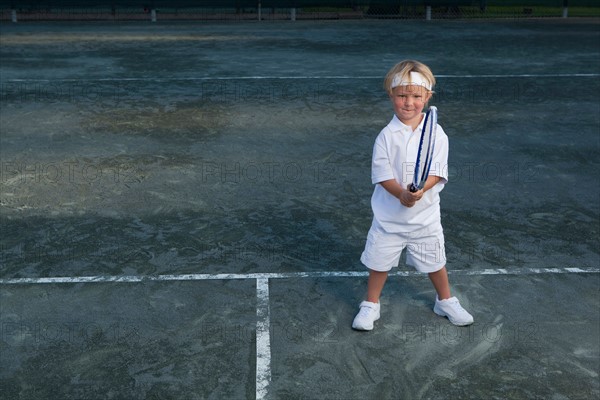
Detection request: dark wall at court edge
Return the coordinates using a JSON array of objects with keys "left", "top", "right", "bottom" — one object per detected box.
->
[{"left": 1, "top": 1, "right": 598, "bottom": 9}]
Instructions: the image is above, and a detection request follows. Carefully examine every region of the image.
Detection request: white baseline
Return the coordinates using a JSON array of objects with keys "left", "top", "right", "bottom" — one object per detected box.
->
[
  {"left": 0, "top": 267, "right": 598, "bottom": 285},
  {"left": 3, "top": 73, "right": 599, "bottom": 83}
]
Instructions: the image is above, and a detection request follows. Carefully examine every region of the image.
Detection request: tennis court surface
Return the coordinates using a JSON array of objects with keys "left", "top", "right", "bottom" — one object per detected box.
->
[{"left": 1, "top": 18, "right": 599, "bottom": 399}]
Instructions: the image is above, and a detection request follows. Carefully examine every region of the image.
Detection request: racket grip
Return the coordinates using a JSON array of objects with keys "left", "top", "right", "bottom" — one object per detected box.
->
[{"left": 409, "top": 183, "right": 418, "bottom": 193}]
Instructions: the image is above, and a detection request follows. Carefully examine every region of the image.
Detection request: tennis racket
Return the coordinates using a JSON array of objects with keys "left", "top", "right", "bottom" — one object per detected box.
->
[{"left": 409, "top": 106, "right": 438, "bottom": 192}]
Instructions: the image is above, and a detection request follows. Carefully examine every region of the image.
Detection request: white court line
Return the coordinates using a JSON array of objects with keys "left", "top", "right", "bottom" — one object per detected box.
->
[
  {"left": 255, "top": 278, "right": 271, "bottom": 400},
  {"left": 0, "top": 267, "right": 598, "bottom": 285},
  {"left": 1, "top": 266, "right": 597, "bottom": 400},
  {"left": 2, "top": 73, "right": 599, "bottom": 83}
]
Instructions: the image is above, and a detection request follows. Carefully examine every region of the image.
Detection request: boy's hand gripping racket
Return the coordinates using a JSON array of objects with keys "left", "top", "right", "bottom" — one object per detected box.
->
[{"left": 409, "top": 106, "right": 438, "bottom": 192}]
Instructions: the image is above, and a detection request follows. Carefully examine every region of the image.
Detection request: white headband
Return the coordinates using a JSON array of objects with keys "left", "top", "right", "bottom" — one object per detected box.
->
[{"left": 391, "top": 71, "right": 432, "bottom": 91}]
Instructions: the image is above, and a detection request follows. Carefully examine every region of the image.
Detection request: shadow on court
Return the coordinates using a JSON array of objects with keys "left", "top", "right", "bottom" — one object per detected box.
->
[{"left": 1, "top": 19, "right": 599, "bottom": 399}]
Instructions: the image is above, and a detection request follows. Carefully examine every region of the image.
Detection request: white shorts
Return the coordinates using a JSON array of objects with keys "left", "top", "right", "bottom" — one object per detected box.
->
[{"left": 360, "top": 220, "right": 446, "bottom": 273}]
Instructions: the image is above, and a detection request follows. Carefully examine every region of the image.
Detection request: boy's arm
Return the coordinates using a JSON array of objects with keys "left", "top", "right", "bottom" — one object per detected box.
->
[
  {"left": 422, "top": 175, "right": 442, "bottom": 192},
  {"left": 379, "top": 175, "right": 442, "bottom": 208}
]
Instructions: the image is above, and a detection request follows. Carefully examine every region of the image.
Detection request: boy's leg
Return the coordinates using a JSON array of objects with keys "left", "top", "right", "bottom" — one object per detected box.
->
[
  {"left": 356, "top": 221, "right": 400, "bottom": 330},
  {"left": 428, "top": 266, "right": 451, "bottom": 300},
  {"left": 352, "top": 269, "right": 387, "bottom": 331},
  {"left": 367, "top": 270, "right": 388, "bottom": 303},
  {"left": 429, "top": 266, "right": 474, "bottom": 326}
]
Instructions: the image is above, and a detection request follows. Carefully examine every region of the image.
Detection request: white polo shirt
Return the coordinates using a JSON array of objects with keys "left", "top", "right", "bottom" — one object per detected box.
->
[{"left": 370, "top": 114, "right": 449, "bottom": 233}]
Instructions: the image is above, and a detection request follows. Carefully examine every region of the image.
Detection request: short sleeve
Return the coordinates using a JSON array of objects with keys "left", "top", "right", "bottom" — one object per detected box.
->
[
  {"left": 371, "top": 133, "right": 395, "bottom": 184},
  {"left": 430, "top": 125, "right": 449, "bottom": 184}
]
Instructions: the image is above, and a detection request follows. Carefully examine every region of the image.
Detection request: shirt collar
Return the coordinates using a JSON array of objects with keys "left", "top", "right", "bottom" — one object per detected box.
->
[{"left": 388, "top": 114, "right": 425, "bottom": 133}]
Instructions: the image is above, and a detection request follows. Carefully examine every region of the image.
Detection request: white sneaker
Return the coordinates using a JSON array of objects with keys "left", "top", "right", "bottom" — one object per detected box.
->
[
  {"left": 434, "top": 296, "right": 474, "bottom": 326},
  {"left": 352, "top": 301, "right": 380, "bottom": 331}
]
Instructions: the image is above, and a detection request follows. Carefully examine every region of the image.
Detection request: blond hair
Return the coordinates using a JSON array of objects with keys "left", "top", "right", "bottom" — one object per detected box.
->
[{"left": 384, "top": 60, "right": 436, "bottom": 94}]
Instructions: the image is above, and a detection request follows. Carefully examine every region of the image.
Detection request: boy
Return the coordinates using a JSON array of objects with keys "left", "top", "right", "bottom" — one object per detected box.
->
[{"left": 352, "top": 60, "right": 473, "bottom": 331}]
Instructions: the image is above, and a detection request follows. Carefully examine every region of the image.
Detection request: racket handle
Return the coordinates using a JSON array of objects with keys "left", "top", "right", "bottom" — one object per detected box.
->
[{"left": 409, "top": 183, "right": 418, "bottom": 193}]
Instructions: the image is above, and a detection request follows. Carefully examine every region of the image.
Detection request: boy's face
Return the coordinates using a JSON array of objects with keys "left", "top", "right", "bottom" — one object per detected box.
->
[{"left": 389, "top": 85, "right": 432, "bottom": 126}]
